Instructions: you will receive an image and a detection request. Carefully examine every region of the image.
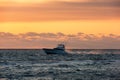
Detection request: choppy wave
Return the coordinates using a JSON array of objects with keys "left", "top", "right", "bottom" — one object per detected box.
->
[
  {"left": 67, "top": 49, "right": 120, "bottom": 54},
  {"left": 0, "top": 49, "right": 120, "bottom": 80}
]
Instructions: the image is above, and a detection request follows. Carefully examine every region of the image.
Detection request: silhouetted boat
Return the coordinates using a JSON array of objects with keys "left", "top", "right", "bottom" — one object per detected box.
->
[{"left": 43, "top": 44, "right": 68, "bottom": 55}]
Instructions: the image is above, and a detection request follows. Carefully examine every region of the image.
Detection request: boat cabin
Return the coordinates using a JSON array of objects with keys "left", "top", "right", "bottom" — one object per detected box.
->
[{"left": 54, "top": 44, "right": 65, "bottom": 50}]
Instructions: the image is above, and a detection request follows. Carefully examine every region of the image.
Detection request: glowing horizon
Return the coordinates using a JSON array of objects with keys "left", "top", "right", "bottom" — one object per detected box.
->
[{"left": 0, "top": 20, "right": 120, "bottom": 34}]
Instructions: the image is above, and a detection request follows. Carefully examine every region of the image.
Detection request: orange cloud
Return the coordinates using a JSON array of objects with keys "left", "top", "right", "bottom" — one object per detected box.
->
[{"left": 0, "top": 0, "right": 120, "bottom": 22}]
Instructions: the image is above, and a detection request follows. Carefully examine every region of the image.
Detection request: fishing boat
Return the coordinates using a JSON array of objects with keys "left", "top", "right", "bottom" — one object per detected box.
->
[{"left": 43, "top": 44, "right": 68, "bottom": 55}]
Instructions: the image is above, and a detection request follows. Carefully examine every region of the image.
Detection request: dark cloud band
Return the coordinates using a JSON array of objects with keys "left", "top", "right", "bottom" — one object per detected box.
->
[{"left": 0, "top": 32, "right": 120, "bottom": 49}]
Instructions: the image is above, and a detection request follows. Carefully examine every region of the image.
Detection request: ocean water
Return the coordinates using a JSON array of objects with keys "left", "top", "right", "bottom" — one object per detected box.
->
[{"left": 0, "top": 49, "right": 120, "bottom": 80}]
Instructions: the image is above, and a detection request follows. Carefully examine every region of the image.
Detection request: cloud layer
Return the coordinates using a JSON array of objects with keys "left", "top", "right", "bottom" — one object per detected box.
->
[
  {"left": 0, "top": 0, "right": 120, "bottom": 22},
  {"left": 0, "top": 32, "right": 120, "bottom": 49}
]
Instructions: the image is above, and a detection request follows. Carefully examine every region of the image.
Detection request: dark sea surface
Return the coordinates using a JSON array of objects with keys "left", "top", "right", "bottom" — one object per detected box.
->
[{"left": 0, "top": 49, "right": 120, "bottom": 80}]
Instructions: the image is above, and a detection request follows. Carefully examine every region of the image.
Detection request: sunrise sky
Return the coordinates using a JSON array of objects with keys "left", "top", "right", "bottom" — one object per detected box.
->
[{"left": 0, "top": 0, "right": 120, "bottom": 49}]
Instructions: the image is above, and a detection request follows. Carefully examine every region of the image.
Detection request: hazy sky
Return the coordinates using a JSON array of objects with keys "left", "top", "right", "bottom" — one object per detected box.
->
[{"left": 0, "top": 0, "right": 120, "bottom": 49}]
